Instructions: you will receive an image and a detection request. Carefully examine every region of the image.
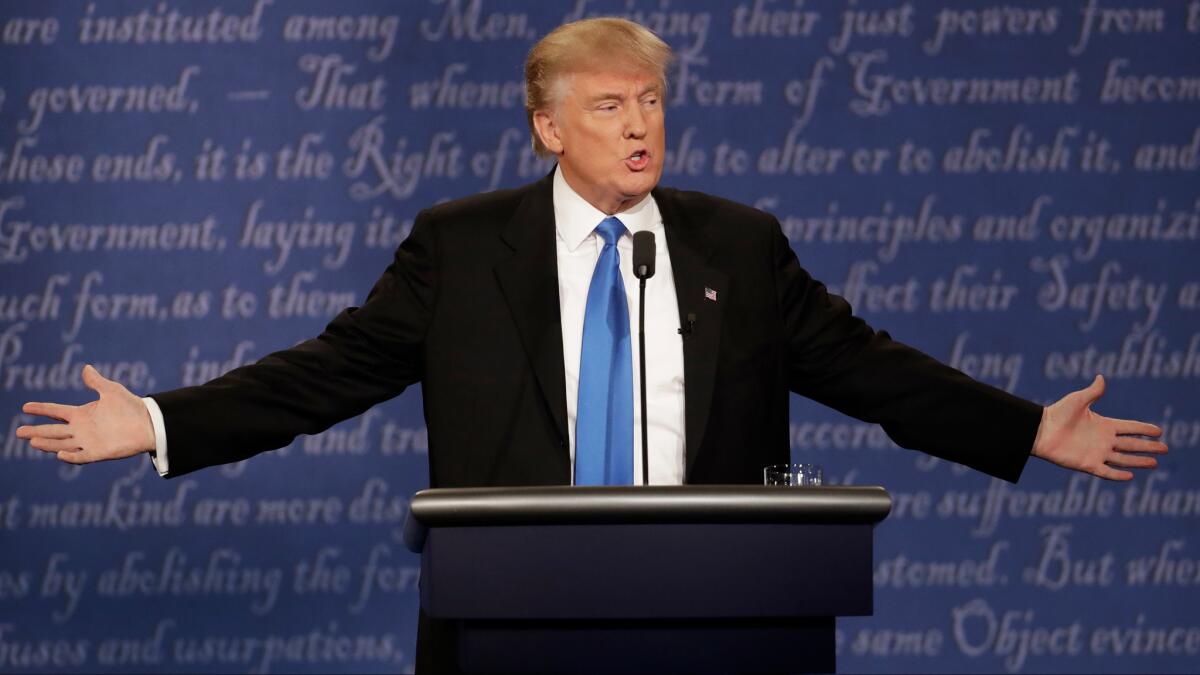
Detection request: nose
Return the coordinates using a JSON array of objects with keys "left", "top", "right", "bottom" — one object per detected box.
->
[{"left": 623, "top": 102, "right": 646, "bottom": 139}]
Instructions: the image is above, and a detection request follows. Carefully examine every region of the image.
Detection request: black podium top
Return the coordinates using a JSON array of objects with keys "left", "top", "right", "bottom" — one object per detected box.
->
[{"left": 404, "top": 485, "right": 891, "bottom": 553}]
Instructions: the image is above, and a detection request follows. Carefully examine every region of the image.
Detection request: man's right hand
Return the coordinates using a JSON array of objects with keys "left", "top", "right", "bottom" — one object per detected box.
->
[{"left": 15, "top": 364, "right": 156, "bottom": 465}]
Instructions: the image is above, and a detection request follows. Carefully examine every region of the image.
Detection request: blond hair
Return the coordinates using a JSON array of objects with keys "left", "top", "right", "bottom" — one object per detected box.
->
[{"left": 525, "top": 18, "right": 674, "bottom": 157}]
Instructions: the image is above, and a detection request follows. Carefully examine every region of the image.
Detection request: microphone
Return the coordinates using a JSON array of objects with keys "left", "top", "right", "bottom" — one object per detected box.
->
[
  {"left": 632, "top": 231, "right": 655, "bottom": 485},
  {"left": 633, "top": 230, "right": 655, "bottom": 279},
  {"left": 678, "top": 312, "right": 696, "bottom": 338}
]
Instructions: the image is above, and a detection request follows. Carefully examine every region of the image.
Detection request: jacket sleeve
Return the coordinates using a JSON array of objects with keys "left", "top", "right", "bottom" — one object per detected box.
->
[
  {"left": 771, "top": 221, "right": 1042, "bottom": 483},
  {"left": 148, "top": 209, "right": 438, "bottom": 478}
]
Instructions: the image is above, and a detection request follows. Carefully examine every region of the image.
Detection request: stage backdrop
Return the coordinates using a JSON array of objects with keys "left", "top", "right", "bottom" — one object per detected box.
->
[{"left": 1, "top": 0, "right": 1197, "bottom": 672}]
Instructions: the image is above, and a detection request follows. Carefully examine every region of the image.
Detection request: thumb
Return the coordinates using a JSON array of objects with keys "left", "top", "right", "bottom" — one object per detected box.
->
[
  {"left": 81, "top": 364, "right": 113, "bottom": 394},
  {"left": 1083, "top": 373, "right": 1105, "bottom": 404}
]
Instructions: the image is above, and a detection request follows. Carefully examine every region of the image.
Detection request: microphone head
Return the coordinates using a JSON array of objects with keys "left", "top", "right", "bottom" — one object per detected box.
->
[{"left": 632, "top": 230, "right": 656, "bottom": 279}]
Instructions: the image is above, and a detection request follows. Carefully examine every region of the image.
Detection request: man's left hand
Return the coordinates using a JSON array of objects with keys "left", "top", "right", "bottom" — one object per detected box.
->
[{"left": 1032, "top": 374, "right": 1168, "bottom": 481}]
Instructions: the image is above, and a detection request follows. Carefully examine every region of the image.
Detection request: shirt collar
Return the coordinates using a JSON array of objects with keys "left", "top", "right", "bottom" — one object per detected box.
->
[{"left": 553, "top": 165, "right": 659, "bottom": 253}]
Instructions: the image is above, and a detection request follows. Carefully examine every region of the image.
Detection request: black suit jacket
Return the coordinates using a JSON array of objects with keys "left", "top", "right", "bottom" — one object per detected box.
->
[
  {"left": 154, "top": 168, "right": 1041, "bottom": 482},
  {"left": 154, "top": 169, "right": 1040, "bottom": 485},
  {"left": 153, "top": 169, "right": 1042, "bottom": 671}
]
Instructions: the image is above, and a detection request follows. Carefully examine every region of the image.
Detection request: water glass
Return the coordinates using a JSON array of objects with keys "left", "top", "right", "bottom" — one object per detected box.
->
[{"left": 763, "top": 463, "right": 823, "bottom": 486}]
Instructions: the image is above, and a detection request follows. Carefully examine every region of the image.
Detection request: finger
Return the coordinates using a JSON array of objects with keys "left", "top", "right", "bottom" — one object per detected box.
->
[
  {"left": 1094, "top": 463, "right": 1133, "bottom": 481},
  {"left": 1113, "top": 419, "right": 1162, "bottom": 437},
  {"left": 1114, "top": 437, "right": 1168, "bottom": 454},
  {"left": 31, "top": 437, "right": 83, "bottom": 453},
  {"left": 81, "top": 364, "right": 115, "bottom": 394},
  {"left": 21, "top": 401, "right": 75, "bottom": 422},
  {"left": 15, "top": 424, "right": 72, "bottom": 440},
  {"left": 57, "top": 449, "right": 91, "bottom": 464},
  {"left": 1107, "top": 453, "right": 1158, "bottom": 469},
  {"left": 1081, "top": 374, "right": 1105, "bottom": 405}
]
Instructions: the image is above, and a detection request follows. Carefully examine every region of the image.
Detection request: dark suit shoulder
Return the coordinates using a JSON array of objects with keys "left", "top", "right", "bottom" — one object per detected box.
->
[
  {"left": 655, "top": 185, "right": 781, "bottom": 243},
  {"left": 421, "top": 182, "right": 533, "bottom": 229}
]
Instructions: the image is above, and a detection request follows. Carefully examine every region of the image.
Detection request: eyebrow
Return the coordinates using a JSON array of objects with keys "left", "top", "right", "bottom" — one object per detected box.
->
[{"left": 588, "top": 85, "right": 661, "bottom": 103}]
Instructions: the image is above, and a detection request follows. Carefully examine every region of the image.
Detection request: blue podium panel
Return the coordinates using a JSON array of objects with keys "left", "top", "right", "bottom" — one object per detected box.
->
[
  {"left": 458, "top": 617, "right": 835, "bottom": 675},
  {"left": 408, "top": 486, "right": 887, "bottom": 673},
  {"left": 422, "top": 523, "right": 872, "bottom": 619}
]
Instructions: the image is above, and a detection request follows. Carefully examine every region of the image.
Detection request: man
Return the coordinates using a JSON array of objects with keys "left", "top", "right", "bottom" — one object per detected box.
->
[{"left": 15, "top": 16, "right": 1166, "bottom": 670}]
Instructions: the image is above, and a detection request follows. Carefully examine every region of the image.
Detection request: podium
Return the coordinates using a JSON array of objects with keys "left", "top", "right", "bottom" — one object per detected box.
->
[{"left": 403, "top": 485, "right": 891, "bottom": 674}]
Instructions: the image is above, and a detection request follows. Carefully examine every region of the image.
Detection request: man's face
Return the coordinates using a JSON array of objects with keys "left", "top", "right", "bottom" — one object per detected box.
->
[{"left": 535, "top": 68, "right": 665, "bottom": 215}]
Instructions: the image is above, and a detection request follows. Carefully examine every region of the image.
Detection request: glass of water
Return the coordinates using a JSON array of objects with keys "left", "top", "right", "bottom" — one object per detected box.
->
[{"left": 763, "top": 463, "right": 823, "bottom": 486}]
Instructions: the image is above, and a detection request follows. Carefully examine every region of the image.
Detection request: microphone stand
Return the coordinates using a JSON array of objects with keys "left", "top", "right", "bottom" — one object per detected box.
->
[
  {"left": 632, "top": 230, "right": 654, "bottom": 486},
  {"left": 638, "top": 277, "right": 649, "bottom": 486}
]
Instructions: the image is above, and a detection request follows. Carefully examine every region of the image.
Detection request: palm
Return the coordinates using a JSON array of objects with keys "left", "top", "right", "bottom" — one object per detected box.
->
[
  {"left": 16, "top": 365, "right": 155, "bottom": 464},
  {"left": 1033, "top": 375, "right": 1167, "bottom": 481}
]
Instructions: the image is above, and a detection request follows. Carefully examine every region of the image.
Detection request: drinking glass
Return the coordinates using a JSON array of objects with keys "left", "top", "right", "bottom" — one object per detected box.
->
[{"left": 763, "top": 463, "right": 823, "bottom": 486}]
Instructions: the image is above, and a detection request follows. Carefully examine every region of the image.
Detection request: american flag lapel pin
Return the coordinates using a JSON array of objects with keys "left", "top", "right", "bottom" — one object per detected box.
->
[{"left": 704, "top": 287, "right": 717, "bottom": 302}]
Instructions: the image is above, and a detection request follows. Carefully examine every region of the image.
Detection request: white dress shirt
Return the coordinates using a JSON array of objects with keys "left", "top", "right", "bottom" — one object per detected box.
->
[
  {"left": 552, "top": 168, "right": 686, "bottom": 485},
  {"left": 149, "top": 168, "right": 688, "bottom": 484}
]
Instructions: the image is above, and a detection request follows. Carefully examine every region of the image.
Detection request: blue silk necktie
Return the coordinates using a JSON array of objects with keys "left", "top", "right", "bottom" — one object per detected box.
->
[{"left": 575, "top": 216, "right": 634, "bottom": 485}]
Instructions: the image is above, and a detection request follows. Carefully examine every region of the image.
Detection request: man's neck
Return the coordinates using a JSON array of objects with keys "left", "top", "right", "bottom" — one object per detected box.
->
[
  {"left": 558, "top": 164, "right": 650, "bottom": 215},
  {"left": 553, "top": 166, "right": 660, "bottom": 253}
]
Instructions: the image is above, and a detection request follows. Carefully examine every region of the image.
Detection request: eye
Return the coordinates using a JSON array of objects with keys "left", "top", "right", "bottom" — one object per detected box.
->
[{"left": 642, "top": 96, "right": 659, "bottom": 107}]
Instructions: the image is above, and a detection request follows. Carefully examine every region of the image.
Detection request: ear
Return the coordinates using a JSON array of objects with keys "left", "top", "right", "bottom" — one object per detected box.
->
[{"left": 533, "top": 109, "right": 564, "bottom": 155}]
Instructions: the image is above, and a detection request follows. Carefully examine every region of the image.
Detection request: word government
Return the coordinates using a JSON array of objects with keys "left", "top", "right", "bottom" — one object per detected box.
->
[
  {"left": 849, "top": 50, "right": 1079, "bottom": 117},
  {"left": 0, "top": 197, "right": 221, "bottom": 263}
]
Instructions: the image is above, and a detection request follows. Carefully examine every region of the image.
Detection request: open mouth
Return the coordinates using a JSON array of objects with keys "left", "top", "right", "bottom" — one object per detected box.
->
[{"left": 625, "top": 149, "right": 649, "bottom": 171}]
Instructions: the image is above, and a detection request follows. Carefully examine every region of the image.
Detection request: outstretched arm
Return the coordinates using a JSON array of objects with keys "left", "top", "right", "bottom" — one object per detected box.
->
[
  {"left": 16, "top": 365, "right": 155, "bottom": 464},
  {"left": 16, "top": 209, "right": 438, "bottom": 476},
  {"left": 771, "top": 220, "right": 1166, "bottom": 483},
  {"left": 1032, "top": 374, "right": 1167, "bottom": 481}
]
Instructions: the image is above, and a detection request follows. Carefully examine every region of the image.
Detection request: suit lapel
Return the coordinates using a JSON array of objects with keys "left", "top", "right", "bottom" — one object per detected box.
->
[
  {"left": 494, "top": 173, "right": 570, "bottom": 448},
  {"left": 655, "top": 187, "right": 727, "bottom": 479},
  {"left": 492, "top": 177, "right": 727, "bottom": 477}
]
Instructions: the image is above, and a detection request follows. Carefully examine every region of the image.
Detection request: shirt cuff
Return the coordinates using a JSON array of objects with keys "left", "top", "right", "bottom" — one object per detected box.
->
[{"left": 142, "top": 397, "right": 169, "bottom": 477}]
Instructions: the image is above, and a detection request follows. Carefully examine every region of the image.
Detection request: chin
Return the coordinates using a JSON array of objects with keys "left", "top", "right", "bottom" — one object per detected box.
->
[{"left": 621, "top": 169, "right": 660, "bottom": 196}]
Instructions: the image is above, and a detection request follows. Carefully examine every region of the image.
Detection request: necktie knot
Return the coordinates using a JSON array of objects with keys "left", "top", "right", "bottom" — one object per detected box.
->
[{"left": 595, "top": 216, "right": 625, "bottom": 247}]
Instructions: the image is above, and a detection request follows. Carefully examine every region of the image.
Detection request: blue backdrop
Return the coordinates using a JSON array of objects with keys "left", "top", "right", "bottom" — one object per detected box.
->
[{"left": 1, "top": 0, "right": 1197, "bottom": 672}]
